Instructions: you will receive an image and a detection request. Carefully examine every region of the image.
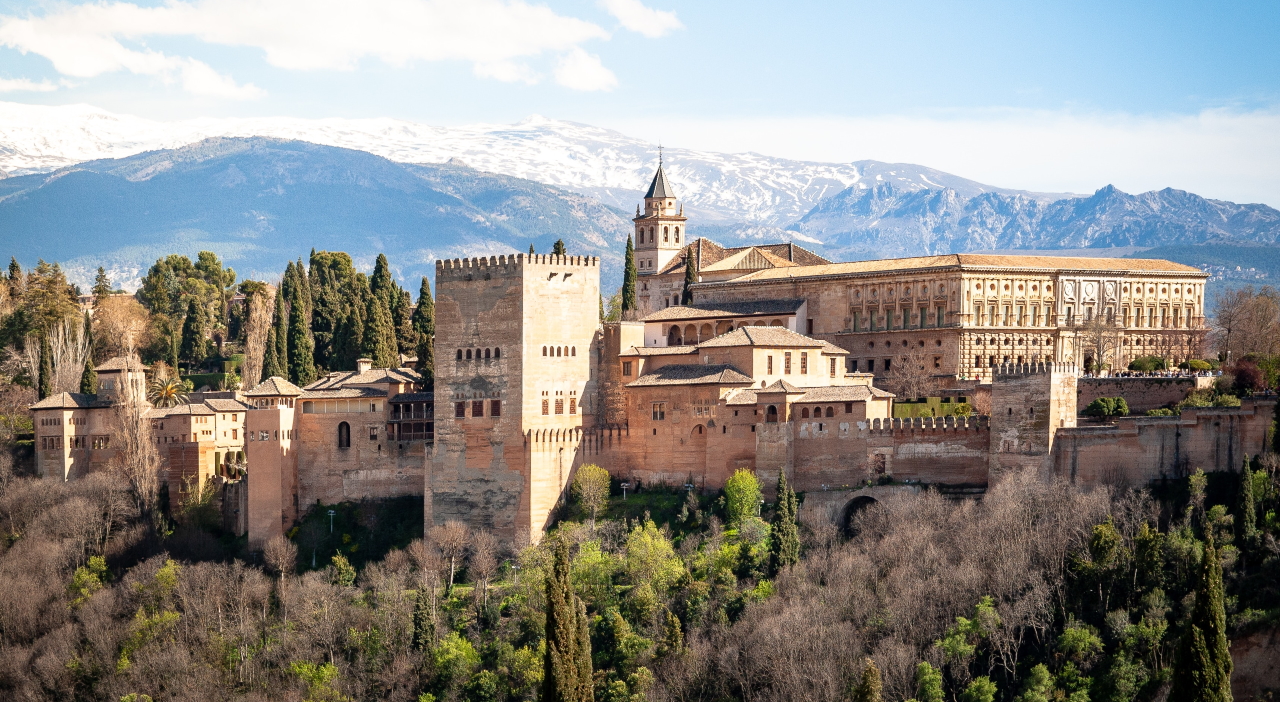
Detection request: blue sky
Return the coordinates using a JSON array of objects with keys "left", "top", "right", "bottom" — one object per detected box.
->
[{"left": 1, "top": 0, "right": 1278, "bottom": 204}]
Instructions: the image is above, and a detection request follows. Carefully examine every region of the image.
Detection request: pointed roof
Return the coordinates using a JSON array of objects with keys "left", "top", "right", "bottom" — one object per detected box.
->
[
  {"left": 244, "top": 376, "right": 304, "bottom": 397},
  {"left": 644, "top": 165, "right": 676, "bottom": 199},
  {"left": 759, "top": 379, "right": 803, "bottom": 394},
  {"left": 626, "top": 363, "right": 752, "bottom": 387},
  {"left": 30, "top": 392, "right": 112, "bottom": 410}
]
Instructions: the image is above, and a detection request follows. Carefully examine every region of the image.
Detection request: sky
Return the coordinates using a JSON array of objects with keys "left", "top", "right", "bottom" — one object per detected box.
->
[{"left": 0, "top": 0, "right": 1278, "bottom": 205}]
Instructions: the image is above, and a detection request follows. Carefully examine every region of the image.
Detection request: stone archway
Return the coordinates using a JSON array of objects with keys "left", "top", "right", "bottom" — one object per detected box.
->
[{"left": 840, "top": 495, "right": 879, "bottom": 536}]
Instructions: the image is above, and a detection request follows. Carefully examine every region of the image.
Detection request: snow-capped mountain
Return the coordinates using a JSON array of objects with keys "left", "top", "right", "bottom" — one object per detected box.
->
[{"left": 0, "top": 101, "right": 1066, "bottom": 227}]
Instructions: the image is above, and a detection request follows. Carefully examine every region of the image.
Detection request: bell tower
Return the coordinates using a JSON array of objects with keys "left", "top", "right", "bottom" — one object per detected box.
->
[{"left": 633, "top": 152, "right": 687, "bottom": 276}]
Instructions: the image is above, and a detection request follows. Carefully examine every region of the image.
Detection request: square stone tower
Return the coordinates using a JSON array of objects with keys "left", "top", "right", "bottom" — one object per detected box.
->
[
  {"left": 989, "top": 362, "right": 1078, "bottom": 477},
  {"left": 633, "top": 162, "right": 687, "bottom": 275},
  {"left": 429, "top": 253, "right": 601, "bottom": 544}
]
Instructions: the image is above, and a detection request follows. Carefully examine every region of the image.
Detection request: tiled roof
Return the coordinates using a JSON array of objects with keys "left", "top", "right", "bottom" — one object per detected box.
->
[
  {"left": 626, "top": 364, "right": 753, "bottom": 387},
  {"left": 150, "top": 403, "right": 215, "bottom": 416},
  {"left": 711, "top": 253, "right": 1203, "bottom": 284},
  {"left": 724, "top": 388, "right": 759, "bottom": 406},
  {"left": 760, "top": 379, "right": 803, "bottom": 393},
  {"left": 30, "top": 392, "right": 111, "bottom": 410},
  {"left": 94, "top": 356, "right": 147, "bottom": 372},
  {"left": 700, "top": 247, "right": 798, "bottom": 272},
  {"left": 204, "top": 398, "right": 251, "bottom": 412},
  {"left": 244, "top": 376, "right": 304, "bottom": 397},
  {"left": 654, "top": 239, "right": 831, "bottom": 276},
  {"left": 306, "top": 367, "right": 421, "bottom": 390},
  {"left": 644, "top": 164, "right": 676, "bottom": 199},
  {"left": 819, "top": 340, "right": 848, "bottom": 355},
  {"left": 390, "top": 392, "right": 435, "bottom": 403},
  {"left": 641, "top": 299, "right": 806, "bottom": 322},
  {"left": 796, "top": 385, "right": 895, "bottom": 403},
  {"left": 695, "top": 326, "right": 827, "bottom": 349},
  {"left": 620, "top": 345, "right": 697, "bottom": 356},
  {"left": 300, "top": 387, "right": 389, "bottom": 399}
]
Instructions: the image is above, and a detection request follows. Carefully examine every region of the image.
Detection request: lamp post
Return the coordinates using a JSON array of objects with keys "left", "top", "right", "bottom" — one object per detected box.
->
[
  {"left": 620, "top": 481, "right": 631, "bottom": 501},
  {"left": 327, "top": 509, "right": 336, "bottom": 533}
]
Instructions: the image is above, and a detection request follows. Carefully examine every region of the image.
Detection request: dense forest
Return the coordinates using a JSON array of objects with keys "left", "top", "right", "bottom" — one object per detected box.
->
[{"left": 0, "top": 452, "right": 1277, "bottom": 701}]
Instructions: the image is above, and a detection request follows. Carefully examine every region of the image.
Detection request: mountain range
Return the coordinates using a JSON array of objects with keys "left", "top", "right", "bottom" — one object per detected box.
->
[{"left": 0, "top": 102, "right": 1278, "bottom": 292}]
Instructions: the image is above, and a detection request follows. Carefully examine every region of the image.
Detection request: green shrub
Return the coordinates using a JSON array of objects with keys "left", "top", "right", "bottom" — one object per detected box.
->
[
  {"left": 1128, "top": 356, "right": 1166, "bottom": 372},
  {"left": 1146, "top": 408, "right": 1175, "bottom": 416},
  {"left": 1083, "top": 397, "right": 1129, "bottom": 417}
]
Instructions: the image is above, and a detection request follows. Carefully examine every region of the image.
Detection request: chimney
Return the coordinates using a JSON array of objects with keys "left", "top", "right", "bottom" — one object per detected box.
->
[{"left": 356, "top": 358, "right": 372, "bottom": 373}]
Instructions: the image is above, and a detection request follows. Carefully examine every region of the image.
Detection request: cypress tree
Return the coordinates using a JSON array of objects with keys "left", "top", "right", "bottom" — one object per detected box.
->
[
  {"left": 179, "top": 299, "right": 206, "bottom": 370},
  {"left": 552, "top": 239, "right": 566, "bottom": 256},
  {"left": 412, "top": 277, "right": 434, "bottom": 383},
  {"left": 37, "top": 332, "right": 52, "bottom": 399},
  {"left": 681, "top": 250, "right": 696, "bottom": 304},
  {"left": 361, "top": 294, "right": 397, "bottom": 369},
  {"left": 542, "top": 537, "right": 592, "bottom": 702},
  {"left": 287, "top": 284, "right": 317, "bottom": 385},
  {"left": 392, "top": 289, "right": 416, "bottom": 357},
  {"left": 529, "top": 243, "right": 535, "bottom": 255},
  {"left": 1171, "top": 534, "right": 1233, "bottom": 702},
  {"left": 296, "top": 257, "right": 312, "bottom": 320},
  {"left": 370, "top": 253, "right": 395, "bottom": 309},
  {"left": 621, "top": 234, "right": 637, "bottom": 317},
  {"left": 79, "top": 312, "right": 97, "bottom": 394},
  {"left": 770, "top": 471, "right": 801, "bottom": 572},
  {"left": 1239, "top": 457, "right": 1258, "bottom": 546},
  {"left": 280, "top": 261, "right": 297, "bottom": 307}
]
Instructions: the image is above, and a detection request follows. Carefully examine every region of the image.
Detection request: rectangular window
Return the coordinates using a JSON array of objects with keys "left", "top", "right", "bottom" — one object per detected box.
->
[
  {"left": 800, "top": 352, "right": 808, "bottom": 374},
  {"left": 369, "top": 426, "right": 378, "bottom": 441},
  {"left": 845, "top": 402, "right": 853, "bottom": 413},
  {"left": 555, "top": 399, "right": 564, "bottom": 415},
  {"left": 988, "top": 306, "right": 997, "bottom": 326},
  {"left": 767, "top": 355, "right": 773, "bottom": 374},
  {"left": 1174, "top": 308, "right": 1181, "bottom": 327},
  {"left": 867, "top": 359, "right": 874, "bottom": 372},
  {"left": 885, "top": 310, "right": 894, "bottom": 329},
  {"left": 937, "top": 306, "right": 945, "bottom": 326},
  {"left": 920, "top": 307, "right": 928, "bottom": 328},
  {"left": 541, "top": 399, "right": 549, "bottom": 415},
  {"left": 1031, "top": 306, "right": 1039, "bottom": 326},
  {"left": 1066, "top": 306, "right": 1074, "bottom": 323},
  {"left": 472, "top": 400, "right": 485, "bottom": 417},
  {"left": 1003, "top": 306, "right": 1012, "bottom": 325},
  {"left": 975, "top": 355, "right": 982, "bottom": 367},
  {"left": 1017, "top": 306, "right": 1025, "bottom": 325},
  {"left": 455, "top": 402, "right": 466, "bottom": 418},
  {"left": 830, "top": 357, "right": 837, "bottom": 377},
  {"left": 232, "top": 429, "right": 238, "bottom": 440},
  {"left": 651, "top": 403, "right": 666, "bottom": 421},
  {"left": 807, "top": 319, "right": 814, "bottom": 335},
  {"left": 852, "top": 311, "right": 860, "bottom": 331},
  {"left": 622, "top": 361, "right": 632, "bottom": 376},
  {"left": 491, "top": 400, "right": 501, "bottom": 417},
  {"left": 975, "top": 301, "right": 983, "bottom": 325},
  {"left": 883, "top": 358, "right": 891, "bottom": 371},
  {"left": 568, "top": 398, "right": 577, "bottom": 415},
  {"left": 784, "top": 352, "right": 792, "bottom": 374}
]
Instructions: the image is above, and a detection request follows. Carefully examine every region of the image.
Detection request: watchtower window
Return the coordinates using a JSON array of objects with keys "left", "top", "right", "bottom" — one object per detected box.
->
[
  {"left": 457, "top": 349, "right": 463, "bottom": 360},
  {"left": 766, "top": 405, "right": 778, "bottom": 423},
  {"left": 801, "top": 407, "right": 810, "bottom": 418},
  {"left": 491, "top": 400, "right": 502, "bottom": 417},
  {"left": 543, "top": 346, "right": 548, "bottom": 356},
  {"left": 570, "top": 346, "right": 576, "bottom": 356},
  {"left": 455, "top": 402, "right": 466, "bottom": 418},
  {"left": 826, "top": 406, "right": 835, "bottom": 418},
  {"left": 466, "top": 349, "right": 472, "bottom": 360},
  {"left": 337, "top": 421, "right": 351, "bottom": 448},
  {"left": 484, "top": 348, "right": 491, "bottom": 359},
  {"left": 541, "top": 399, "right": 549, "bottom": 415},
  {"left": 472, "top": 400, "right": 484, "bottom": 417},
  {"left": 494, "top": 348, "right": 500, "bottom": 358}
]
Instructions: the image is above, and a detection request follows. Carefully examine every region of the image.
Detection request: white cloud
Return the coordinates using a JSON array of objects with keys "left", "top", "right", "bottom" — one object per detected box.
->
[
  {"left": 555, "top": 47, "right": 617, "bottom": 91},
  {"left": 606, "top": 108, "right": 1280, "bottom": 208},
  {"left": 0, "top": 0, "right": 618, "bottom": 96},
  {"left": 0, "top": 77, "right": 57, "bottom": 92},
  {"left": 598, "top": 0, "right": 682, "bottom": 38}
]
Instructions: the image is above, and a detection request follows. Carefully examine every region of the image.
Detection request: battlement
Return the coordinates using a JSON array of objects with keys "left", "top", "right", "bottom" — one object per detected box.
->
[
  {"left": 436, "top": 254, "right": 600, "bottom": 280},
  {"left": 867, "top": 415, "right": 989, "bottom": 434},
  {"left": 992, "top": 362, "right": 1078, "bottom": 377}
]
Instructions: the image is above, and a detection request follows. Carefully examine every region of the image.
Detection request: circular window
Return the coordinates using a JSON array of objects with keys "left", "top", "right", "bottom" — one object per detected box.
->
[
  {"left": 868, "top": 342, "right": 875, "bottom": 348},
  {"left": 936, "top": 339, "right": 942, "bottom": 346},
  {"left": 1046, "top": 285, "right": 1052, "bottom": 292},
  {"left": 902, "top": 340, "right": 908, "bottom": 347},
  {"left": 990, "top": 283, "right": 996, "bottom": 290}
]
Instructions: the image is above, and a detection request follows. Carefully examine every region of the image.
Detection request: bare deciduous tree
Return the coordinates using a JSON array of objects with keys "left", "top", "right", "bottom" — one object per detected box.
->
[
  {"left": 884, "top": 347, "right": 940, "bottom": 400},
  {"left": 428, "top": 520, "right": 470, "bottom": 594},
  {"left": 1211, "top": 285, "right": 1280, "bottom": 363},
  {"left": 106, "top": 354, "right": 160, "bottom": 524},
  {"left": 19, "top": 316, "right": 90, "bottom": 395},
  {"left": 92, "top": 295, "right": 152, "bottom": 362},
  {"left": 469, "top": 529, "right": 499, "bottom": 612},
  {"left": 240, "top": 286, "right": 275, "bottom": 389}
]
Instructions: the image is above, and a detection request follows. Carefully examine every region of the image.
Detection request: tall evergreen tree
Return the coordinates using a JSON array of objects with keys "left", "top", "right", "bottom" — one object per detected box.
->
[
  {"left": 851, "top": 658, "right": 884, "bottom": 702},
  {"left": 391, "top": 290, "right": 416, "bottom": 357},
  {"left": 412, "top": 277, "right": 434, "bottom": 383},
  {"left": 1239, "top": 457, "right": 1258, "bottom": 546},
  {"left": 296, "top": 257, "right": 312, "bottom": 320},
  {"left": 262, "top": 325, "right": 282, "bottom": 380},
  {"left": 361, "top": 294, "right": 397, "bottom": 369},
  {"left": 37, "top": 332, "right": 52, "bottom": 399},
  {"left": 552, "top": 239, "right": 567, "bottom": 256},
  {"left": 79, "top": 312, "right": 97, "bottom": 394},
  {"left": 280, "top": 261, "right": 298, "bottom": 308},
  {"left": 621, "top": 234, "right": 637, "bottom": 317},
  {"left": 287, "top": 284, "right": 317, "bottom": 386},
  {"left": 542, "top": 537, "right": 593, "bottom": 702},
  {"left": 179, "top": 299, "right": 206, "bottom": 370},
  {"left": 529, "top": 243, "right": 535, "bottom": 255},
  {"left": 680, "top": 250, "right": 696, "bottom": 304},
  {"left": 1171, "top": 534, "right": 1233, "bottom": 702},
  {"left": 770, "top": 471, "right": 801, "bottom": 573},
  {"left": 370, "top": 253, "right": 395, "bottom": 309},
  {"left": 91, "top": 267, "right": 112, "bottom": 305},
  {"left": 334, "top": 297, "right": 366, "bottom": 372}
]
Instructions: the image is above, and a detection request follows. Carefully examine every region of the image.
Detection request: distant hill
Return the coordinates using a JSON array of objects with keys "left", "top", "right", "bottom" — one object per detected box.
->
[{"left": 0, "top": 137, "right": 632, "bottom": 289}]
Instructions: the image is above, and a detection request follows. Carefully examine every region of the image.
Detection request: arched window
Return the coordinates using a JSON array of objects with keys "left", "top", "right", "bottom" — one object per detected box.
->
[
  {"left": 555, "top": 346, "right": 561, "bottom": 357},
  {"left": 570, "top": 347, "right": 576, "bottom": 356},
  {"left": 649, "top": 227, "right": 654, "bottom": 238},
  {"left": 456, "top": 349, "right": 462, "bottom": 360},
  {"left": 766, "top": 405, "right": 778, "bottom": 423},
  {"left": 494, "top": 348, "right": 501, "bottom": 359},
  {"left": 663, "top": 227, "right": 669, "bottom": 243},
  {"left": 826, "top": 406, "right": 834, "bottom": 418},
  {"left": 466, "top": 349, "right": 472, "bottom": 360},
  {"left": 337, "top": 422, "right": 351, "bottom": 448},
  {"left": 542, "top": 346, "right": 548, "bottom": 356},
  {"left": 801, "top": 407, "right": 810, "bottom": 418},
  {"left": 484, "top": 348, "right": 491, "bottom": 359}
]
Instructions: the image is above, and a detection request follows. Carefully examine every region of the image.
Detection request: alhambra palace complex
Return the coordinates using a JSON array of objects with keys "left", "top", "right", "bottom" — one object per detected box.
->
[{"left": 30, "top": 165, "right": 1276, "bottom": 547}]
